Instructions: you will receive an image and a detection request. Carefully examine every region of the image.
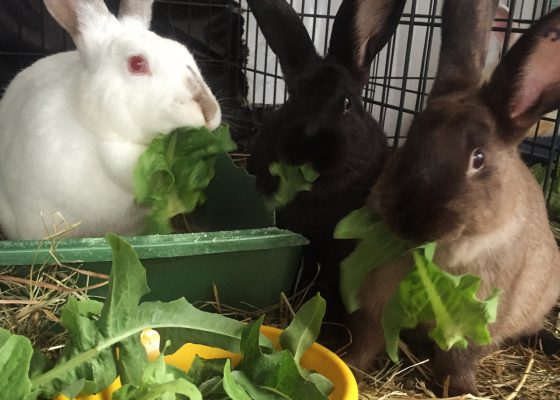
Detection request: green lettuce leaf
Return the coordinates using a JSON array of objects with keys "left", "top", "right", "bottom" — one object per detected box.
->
[
  {"left": 335, "top": 208, "right": 500, "bottom": 360},
  {"left": 133, "top": 125, "right": 237, "bottom": 234},
  {"left": 268, "top": 162, "right": 319, "bottom": 209},
  {"left": 382, "top": 243, "right": 501, "bottom": 362},
  {"left": 334, "top": 208, "right": 410, "bottom": 313}
]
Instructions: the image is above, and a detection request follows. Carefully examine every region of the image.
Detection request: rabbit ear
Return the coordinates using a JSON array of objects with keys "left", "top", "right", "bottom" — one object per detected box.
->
[
  {"left": 43, "top": 0, "right": 113, "bottom": 45},
  {"left": 492, "top": 3, "right": 511, "bottom": 47},
  {"left": 118, "top": 0, "right": 154, "bottom": 29},
  {"left": 245, "top": 0, "right": 321, "bottom": 86},
  {"left": 327, "top": 0, "right": 406, "bottom": 84},
  {"left": 492, "top": 4, "right": 522, "bottom": 51},
  {"left": 430, "top": 0, "right": 500, "bottom": 98},
  {"left": 483, "top": 7, "right": 560, "bottom": 141}
]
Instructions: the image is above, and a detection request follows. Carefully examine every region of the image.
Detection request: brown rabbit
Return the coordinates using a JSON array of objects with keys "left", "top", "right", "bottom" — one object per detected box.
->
[{"left": 346, "top": 0, "right": 560, "bottom": 396}]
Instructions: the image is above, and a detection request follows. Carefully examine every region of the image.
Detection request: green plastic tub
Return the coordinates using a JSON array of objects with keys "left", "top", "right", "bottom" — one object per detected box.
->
[{"left": 0, "top": 155, "right": 308, "bottom": 308}]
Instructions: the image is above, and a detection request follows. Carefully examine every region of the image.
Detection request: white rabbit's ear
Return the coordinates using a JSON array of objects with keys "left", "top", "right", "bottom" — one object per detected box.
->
[
  {"left": 44, "top": 0, "right": 113, "bottom": 45},
  {"left": 118, "top": 0, "right": 155, "bottom": 29}
]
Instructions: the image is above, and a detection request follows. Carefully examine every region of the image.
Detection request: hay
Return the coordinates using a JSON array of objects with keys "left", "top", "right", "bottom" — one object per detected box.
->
[
  {"left": 0, "top": 222, "right": 108, "bottom": 358},
  {"left": 356, "top": 308, "right": 560, "bottom": 400},
  {"left": 0, "top": 217, "right": 558, "bottom": 397},
  {"left": 0, "top": 263, "right": 108, "bottom": 356}
]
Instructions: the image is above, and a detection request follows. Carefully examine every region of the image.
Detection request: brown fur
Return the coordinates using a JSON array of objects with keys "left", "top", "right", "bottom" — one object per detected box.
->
[{"left": 346, "top": 1, "right": 560, "bottom": 396}]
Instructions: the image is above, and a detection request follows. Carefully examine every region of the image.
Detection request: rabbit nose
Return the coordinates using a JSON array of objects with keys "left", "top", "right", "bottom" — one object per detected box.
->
[
  {"left": 187, "top": 77, "right": 221, "bottom": 130},
  {"left": 196, "top": 90, "right": 221, "bottom": 130}
]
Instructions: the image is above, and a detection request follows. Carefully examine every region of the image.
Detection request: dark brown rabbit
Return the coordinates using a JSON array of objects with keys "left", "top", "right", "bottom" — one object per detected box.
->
[
  {"left": 246, "top": 0, "right": 406, "bottom": 320},
  {"left": 347, "top": 0, "right": 560, "bottom": 395}
]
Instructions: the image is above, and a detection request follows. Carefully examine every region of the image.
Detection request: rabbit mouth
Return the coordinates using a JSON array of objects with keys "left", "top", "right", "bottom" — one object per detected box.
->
[{"left": 378, "top": 189, "right": 463, "bottom": 244}]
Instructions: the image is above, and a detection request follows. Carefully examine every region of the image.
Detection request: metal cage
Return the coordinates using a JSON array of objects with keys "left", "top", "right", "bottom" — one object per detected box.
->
[
  {"left": 1, "top": 0, "right": 559, "bottom": 215},
  {"left": 240, "top": 0, "right": 560, "bottom": 215}
]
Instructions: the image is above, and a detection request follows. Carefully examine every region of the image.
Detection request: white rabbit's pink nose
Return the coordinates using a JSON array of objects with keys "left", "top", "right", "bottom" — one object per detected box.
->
[{"left": 187, "top": 77, "right": 221, "bottom": 131}]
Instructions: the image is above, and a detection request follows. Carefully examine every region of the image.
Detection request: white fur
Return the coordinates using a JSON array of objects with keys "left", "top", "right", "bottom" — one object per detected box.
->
[{"left": 0, "top": 1, "right": 221, "bottom": 239}]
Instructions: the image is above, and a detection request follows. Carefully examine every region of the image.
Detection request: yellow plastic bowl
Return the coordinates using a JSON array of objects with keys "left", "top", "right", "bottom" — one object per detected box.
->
[{"left": 55, "top": 326, "right": 358, "bottom": 400}]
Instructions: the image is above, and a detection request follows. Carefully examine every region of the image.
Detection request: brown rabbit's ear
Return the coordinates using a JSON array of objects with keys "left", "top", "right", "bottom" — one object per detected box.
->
[
  {"left": 430, "top": 0, "right": 500, "bottom": 99},
  {"left": 118, "top": 0, "right": 155, "bottom": 29},
  {"left": 483, "top": 7, "right": 560, "bottom": 141},
  {"left": 492, "top": 3, "right": 513, "bottom": 49},
  {"left": 327, "top": 0, "right": 406, "bottom": 85}
]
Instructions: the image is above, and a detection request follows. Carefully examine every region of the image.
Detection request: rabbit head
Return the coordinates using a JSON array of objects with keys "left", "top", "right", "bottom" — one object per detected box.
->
[
  {"left": 248, "top": 0, "right": 406, "bottom": 200},
  {"left": 374, "top": 0, "right": 560, "bottom": 245},
  {"left": 44, "top": 0, "right": 221, "bottom": 145}
]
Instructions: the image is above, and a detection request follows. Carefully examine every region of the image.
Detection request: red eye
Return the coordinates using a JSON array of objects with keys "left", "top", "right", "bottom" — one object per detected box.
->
[{"left": 127, "top": 55, "right": 150, "bottom": 75}]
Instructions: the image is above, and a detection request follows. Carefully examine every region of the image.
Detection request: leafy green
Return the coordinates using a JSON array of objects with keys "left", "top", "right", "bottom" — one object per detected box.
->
[
  {"left": 133, "top": 125, "right": 237, "bottom": 234},
  {"left": 335, "top": 208, "right": 501, "bottom": 361},
  {"left": 333, "top": 208, "right": 410, "bottom": 313},
  {"left": 0, "top": 328, "right": 33, "bottom": 400},
  {"left": 531, "top": 163, "right": 560, "bottom": 218},
  {"left": 187, "top": 356, "right": 228, "bottom": 386},
  {"left": 24, "top": 234, "right": 271, "bottom": 398},
  {"left": 236, "top": 316, "right": 331, "bottom": 400},
  {"left": 382, "top": 243, "right": 500, "bottom": 362},
  {"left": 223, "top": 359, "right": 252, "bottom": 400},
  {"left": 0, "top": 234, "right": 333, "bottom": 400},
  {"left": 268, "top": 162, "right": 319, "bottom": 209},
  {"left": 113, "top": 354, "right": 201, "bottom": 400},
  {"left": 279, "top": 293, "right": 325, "bottom": 364}
]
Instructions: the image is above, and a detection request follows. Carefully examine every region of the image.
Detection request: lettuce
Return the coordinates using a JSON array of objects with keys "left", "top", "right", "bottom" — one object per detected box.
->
[
  {"left": 334, "top": 208, "right": 500, "bottom": 360},
  {"left": 268, "top": 162, "right": 319, "bottom": 209},
  {"left": 382, "top": 243, "right": 500, "bottom": 362},
  {"left": 133, "top": 125, "right": 237, "bottom": 234}
]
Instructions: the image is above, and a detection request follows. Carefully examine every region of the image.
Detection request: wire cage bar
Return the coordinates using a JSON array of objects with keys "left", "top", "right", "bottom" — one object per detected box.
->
[
  {"left": 0, "top": 0, "right": 559, "bottom": 216},
  {"left": 240, "top": 0, "right": 560, "bottom": 217}
]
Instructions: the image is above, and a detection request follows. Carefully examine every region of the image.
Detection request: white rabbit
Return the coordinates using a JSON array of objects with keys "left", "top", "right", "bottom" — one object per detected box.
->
[{"left": 0, "top": 0, "right": 221, "bottom": 240}]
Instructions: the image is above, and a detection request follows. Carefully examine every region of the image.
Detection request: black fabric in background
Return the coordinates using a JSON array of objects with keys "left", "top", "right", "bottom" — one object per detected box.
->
[{"left": 0, "top": 0, "right": 256, "bottom": 147}]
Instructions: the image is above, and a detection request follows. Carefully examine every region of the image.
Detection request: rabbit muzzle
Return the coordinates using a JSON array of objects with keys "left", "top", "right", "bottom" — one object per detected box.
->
[{"left": 186, "top": 76, "right": 221, "bottom": 130}]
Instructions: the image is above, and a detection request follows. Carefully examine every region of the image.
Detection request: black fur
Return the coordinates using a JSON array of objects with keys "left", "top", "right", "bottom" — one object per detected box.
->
[{"left": 246, "top": 0, "right": 405, "bottom": 320}]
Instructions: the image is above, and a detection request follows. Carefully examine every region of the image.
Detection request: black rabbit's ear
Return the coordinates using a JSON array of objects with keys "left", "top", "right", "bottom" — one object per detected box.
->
[
  {"left": 327, "top": 0, "right": 406, "bottom": 85},
  {"left": 430, "top": 0, "right": 500, "bottom": 99},
  {"left": 246, "top": 0, "right": 321, "bottom": 86},
  {"left": 482, "top": 7, "right": 560, "bottom": 142}
]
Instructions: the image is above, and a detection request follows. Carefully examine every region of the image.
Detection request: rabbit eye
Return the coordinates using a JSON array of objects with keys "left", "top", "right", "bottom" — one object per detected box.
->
[
  {"left": 128, "top": 55, "right": 150, "bottom": 75},
  {"left": 343, "top": 97, "right": 352, "bottom": 113},
  {"left": 468, "top": 148, "right": 485, "bottom": 175}
]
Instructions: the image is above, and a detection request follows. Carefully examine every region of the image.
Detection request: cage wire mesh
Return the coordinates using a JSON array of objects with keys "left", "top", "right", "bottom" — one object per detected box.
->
[
  {"left": 0, "top": 0, "right": 560, "bottom": 216},
  {"left": 241, "top": 0, "right": 560, "bottom": 217}
]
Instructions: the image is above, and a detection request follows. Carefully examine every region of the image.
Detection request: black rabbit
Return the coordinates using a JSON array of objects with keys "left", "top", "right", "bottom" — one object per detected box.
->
[{"left": 247, "top": 0, "right": 406, "bottom": 321}]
